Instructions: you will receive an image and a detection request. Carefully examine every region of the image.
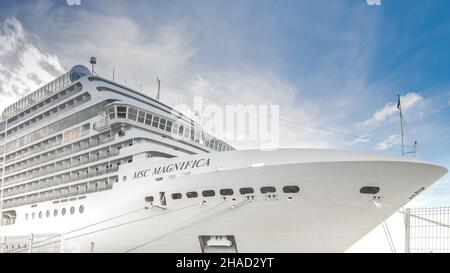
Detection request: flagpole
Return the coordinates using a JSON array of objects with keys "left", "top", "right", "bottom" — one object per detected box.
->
[{"left": 397, "top": 94, "right": 404, "bottom": 156}]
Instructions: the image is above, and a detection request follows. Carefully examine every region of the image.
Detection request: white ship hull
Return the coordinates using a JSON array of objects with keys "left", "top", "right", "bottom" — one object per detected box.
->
[{"left": 1, "top": 149, "right": 446, "bottom": 253}]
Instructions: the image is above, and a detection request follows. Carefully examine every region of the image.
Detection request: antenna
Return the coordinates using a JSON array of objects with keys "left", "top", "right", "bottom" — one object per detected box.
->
[
  {"left": 90, "top": 57, "right": 97, "bottom": 75},
  {"left": 112, "top": 67, "right": 115, "bottom": 81},
  {"left": 397, "top": 94, "right": 404, "bottom": 156},
  {"left": 156, "top": 77, "right": 161, "bottom": 101}
]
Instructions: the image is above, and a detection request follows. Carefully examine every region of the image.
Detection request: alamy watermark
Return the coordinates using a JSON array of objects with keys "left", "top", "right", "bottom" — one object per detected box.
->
[{"left": 171, "top": 97, "right": 280, "bottom": 149}]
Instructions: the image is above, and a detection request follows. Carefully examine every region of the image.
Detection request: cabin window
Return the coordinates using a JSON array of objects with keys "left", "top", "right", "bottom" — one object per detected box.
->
[
  {"left": 70, "top": 207, "right": 75, "bottom": 215},
  {"left": 260, "top": 186, "right": 276, "bottom": 194},
  {"left": 152, "top": 116, "right": 160, "bottom": 128},
  {"left": 54, "top": 209, "right": 58, "bottom": 217},
  {"left": 186, "top": 191, "right": 198, "bottom": 198},
  {"left": 117, "top": 106, "right": 127, "bottom": 118},
  {"left": 202, "top": 190, "right": 215, "bottom": 197},
  {"left": 283, "top": 185, "right": 300, "bottom": 194},
  {"left": 159, "top": 118, "right": 166, "bottom": 130},
  {"left": 145, "top": 113, "right": 153, "bottom": 125},
  {"left": 38, "top": 211, "right": 43, "bottom": 219},
  {"left": 62, "top": 208, "right": 67, "bottom": 216},
  {"left": 138, "top": 111, "right": 145, "bottom": 123},
  {"left": 79, "top": 205, "right": 85, "bottom": 214},
  {"left": 171, "top": 193, "right": 182, "bottom": 200},
  {"left": 239, "top": 187, "right": 254, "bottom": 195},
  {"left": 46, "top": 210, "right": 50, "bottom": 218},
  {"left": 128, "top": 108, "right": 137, "bottom": 121},
  {"left": 178, "top": 125, "right": 184, "bottom": 135},
  {"left": 145, "top": 196, "right": 154, "bottom": 202},
  {"left": 166, "top": 121, "right": 173, "bottom": 132},
  {"left": 360, "top": 186, "right": 380, "bottom": 194},
  {"left": 107, "top": 107, "right": 115, "bottom": 119},
  {"left": 220, "top": 189, "right": 234, "bottom": 196}
]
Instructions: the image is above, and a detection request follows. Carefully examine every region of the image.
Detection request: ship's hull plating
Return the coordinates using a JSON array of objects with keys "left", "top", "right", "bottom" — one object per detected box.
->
[{"left": 0, "top": 149, "right": 447, "bottom": 253}]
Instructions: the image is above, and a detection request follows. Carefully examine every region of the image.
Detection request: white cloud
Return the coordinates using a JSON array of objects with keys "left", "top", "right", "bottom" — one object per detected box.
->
[
  {"left": 66, "top": 0, "right": 81, "bottom": 6},
  {"left": 0, "top": 17, "right": 65, "bottom": 114},
  {"left": 361, "top": 93, "right": 425, "bottom": 128},
  {"left": 375, "top": 134, "right": 401, "bottom": 150},
  {"left": 366, "top": 0, "right": 381, "bottom": 6},
  {"left": 350, "top": 133, "right": 371, "bottom": 146}
]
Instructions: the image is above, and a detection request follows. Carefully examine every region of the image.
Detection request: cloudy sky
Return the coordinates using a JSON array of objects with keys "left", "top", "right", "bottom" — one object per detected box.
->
[{"left": 0, "top": 0, "right": 449, "bottom": 249}]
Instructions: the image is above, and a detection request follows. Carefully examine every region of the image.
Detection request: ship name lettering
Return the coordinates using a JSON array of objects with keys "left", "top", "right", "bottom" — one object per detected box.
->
[{"left": 133, "top": 158, "right": 210, "bottom": 179}]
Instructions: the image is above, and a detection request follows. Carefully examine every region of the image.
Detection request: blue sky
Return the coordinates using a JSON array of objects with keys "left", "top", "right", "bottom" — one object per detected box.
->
[{"left": 0, "top": 0, "right": 449, "bottom": 207}]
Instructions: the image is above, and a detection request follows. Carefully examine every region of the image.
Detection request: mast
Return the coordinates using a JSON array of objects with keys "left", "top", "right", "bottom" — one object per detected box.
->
[
  {"left": 397, "top": 94, "right": 404, "bottom": 156},
  {"left": 156, "top": 77, "right": 161, "bottom": 101}
]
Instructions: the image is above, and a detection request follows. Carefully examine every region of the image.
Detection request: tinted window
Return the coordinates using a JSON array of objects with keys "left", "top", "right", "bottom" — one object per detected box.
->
[
  {"left": 152, "top": 116, "right": 159, "bottom": 127},
  {"left": 138, "top": 111, "right": 145, "bottom": 123},
  {"left": 145, "top": 196, "right": 154, "bottom": 202},
  {"left": 239, "top": 187, "right": 254, "bottom": 194},
  {"left": 360, "top": 186, "right": 380, "bottom": 194},
  {"left": 107, "top": 107, "right": 115, "bottom": 119},
  {"left": 117, "top": 106, "right": 127, "bottom": 118},
  {"left": 283, "top": 185, "right": 300, "bottom": 193},
  {"left": 186, "top": 191, "right": 198, "bottom": 198},
  {"left": 128, "top": 108, "right": 137, "bottom": 121},
  {"left": 145, "top": 113, "right": 153, "bottom": 125},
  {"left": 166, "top": 121, "right": 173, "bottom": 132},
  {"left": 202, "top": 190, "right": 215, "bottom": 197},
  {"left": 220, "top": 189, "right": 234, "bottom": 196},
  {"left": 171, "top": 193, "right": 182, "bottom": 200},
  {"left": 260, "top": 186, "right": 276, "bottom": 194},
  {"left": 159, "top": 119, "right": 166, "bottom": 130}
]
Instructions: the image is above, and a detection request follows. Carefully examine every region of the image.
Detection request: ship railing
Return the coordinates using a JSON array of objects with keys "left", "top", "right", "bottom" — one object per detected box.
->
[
  {"left": 3, "top": 165, "right": 121, "bottom": 201},
  {"left": 6, "top": 83, "right": 83, "bottom": 128},
  {"left": 5, "top": 92, "right": 89, "bottom": 139},
  {"left": 6, "top": 138, "right": 62, "bottom": 163},
  {"left": 4, "top": 134, "right": 115, "bottom": 176}
]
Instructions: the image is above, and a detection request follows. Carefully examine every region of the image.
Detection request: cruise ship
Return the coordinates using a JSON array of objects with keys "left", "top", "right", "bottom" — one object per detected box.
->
[{"left": 0, "top": 64, "right": 447, "bottom": 253}]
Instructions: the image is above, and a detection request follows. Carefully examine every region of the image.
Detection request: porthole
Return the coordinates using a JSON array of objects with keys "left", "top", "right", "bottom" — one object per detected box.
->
[
  {"left": 186, "top": 191, "right": 198, "bottom": 198},
  {"left": 46, "top": 210, "right": 50, "bottom": 218},
  {"left": 25, "top": 213, "right": 29, "bottom": 220},
  {"left": 260, "top": 186, "right": 276, "bottom": 194},
  {"left": 171, "top": 193, "right": 182, "bottom": 200},
  {"left": 62, "top": 208, "right": 66, "bottom": 216},
  {"left": 54, "top": 209, "right": 58, "bottom": 217},
  {"left": 70, "top": 207, "right": 75, "bottom": 215},
  {"left": 123, "top": 176, "right": 127, "bottom": 182},
  {"left": 32, "top": 212, "right": 35, "bottom": 219},
  {"left": 220, "top": 189, "right": 234, "bottom": 196},
  {"left": 79, "top": 205, "right": 85, "bottom": 214},
  {"left": 360, "top": 186, "right": 380, "bottom": 194},
  {"left": 39, "top": 211, "right": 43, "bottom": 219},
  {"left": 202, "top": 190, "right": 215, "bottom": 197},
  {"left": 239, "top": 187, "right": 254, "bottom": 195},
  {"left": 283, "top": 185, "right": 300, "bottom": 194}
]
